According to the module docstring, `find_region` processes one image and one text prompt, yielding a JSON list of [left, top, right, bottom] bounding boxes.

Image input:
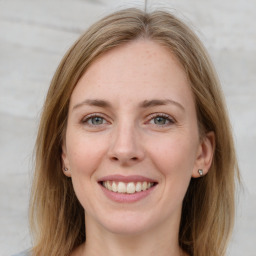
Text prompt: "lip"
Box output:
[[98, 175, 158, 203]]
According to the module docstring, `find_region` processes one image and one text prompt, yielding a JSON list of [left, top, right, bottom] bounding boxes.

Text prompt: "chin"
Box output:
[[98, 211, 154, 235], [105, 224, 149, 236]]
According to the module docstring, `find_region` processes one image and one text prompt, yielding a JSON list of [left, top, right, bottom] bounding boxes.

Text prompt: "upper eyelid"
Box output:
[[146, 112, 175, 122], [80, 112, 176, 123], [82, 113, 109, 123]]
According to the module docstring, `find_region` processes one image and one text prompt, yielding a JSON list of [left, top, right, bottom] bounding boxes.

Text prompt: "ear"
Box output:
[[192, 131, 215, 178], [62, 142, 72, 177]]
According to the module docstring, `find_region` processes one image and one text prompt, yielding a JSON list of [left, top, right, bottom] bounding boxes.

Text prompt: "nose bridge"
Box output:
[[108, 118, 144, 164]]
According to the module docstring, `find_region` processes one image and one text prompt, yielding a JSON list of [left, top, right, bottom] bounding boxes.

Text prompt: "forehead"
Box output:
[[70, 39, 194, 109]]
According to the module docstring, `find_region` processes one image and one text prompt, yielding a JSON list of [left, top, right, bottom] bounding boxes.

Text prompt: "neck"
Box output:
[[78, 215, 185, 256]]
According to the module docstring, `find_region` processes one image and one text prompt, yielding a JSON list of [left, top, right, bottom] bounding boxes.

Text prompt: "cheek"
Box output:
[[147, 133, 198, 191], [66, 132, 108, 175], [65, 134, 108, 210], [145, 135, 198, 219]]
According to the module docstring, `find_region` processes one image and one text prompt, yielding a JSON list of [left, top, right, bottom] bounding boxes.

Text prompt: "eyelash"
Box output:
[[81, 113, 175, 128], [81, 113, 108, 126], [147, 113, 175, 127]]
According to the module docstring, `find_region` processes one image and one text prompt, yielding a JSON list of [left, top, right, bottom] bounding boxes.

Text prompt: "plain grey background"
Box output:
[[0, 0, 255, 255]]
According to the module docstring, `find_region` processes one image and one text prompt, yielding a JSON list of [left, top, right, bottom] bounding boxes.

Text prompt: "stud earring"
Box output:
[[198, 169, 203, 177], [64, 167, 68, 172]]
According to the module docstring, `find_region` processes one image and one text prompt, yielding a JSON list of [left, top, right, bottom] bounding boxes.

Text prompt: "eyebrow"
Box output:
[[72, 98, 185, 111], [139, 99, 185, 111], [72, 99, 111, 111]]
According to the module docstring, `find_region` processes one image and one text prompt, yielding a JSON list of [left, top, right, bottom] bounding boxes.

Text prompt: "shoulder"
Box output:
[[12, 250, 30, 256]]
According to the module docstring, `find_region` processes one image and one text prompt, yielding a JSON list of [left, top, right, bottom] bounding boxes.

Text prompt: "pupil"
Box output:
[[155, 117, 166, 125], [92, 117, 103, 125]]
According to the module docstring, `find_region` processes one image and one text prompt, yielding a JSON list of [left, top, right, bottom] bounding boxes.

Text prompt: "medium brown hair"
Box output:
[[30, 8, 239, 256]]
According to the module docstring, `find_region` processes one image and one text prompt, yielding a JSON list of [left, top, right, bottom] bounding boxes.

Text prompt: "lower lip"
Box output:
[[100, 184, 156, 203]]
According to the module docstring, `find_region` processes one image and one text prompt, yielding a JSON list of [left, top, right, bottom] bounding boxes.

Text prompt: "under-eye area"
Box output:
[[99, 181, 158, 194]]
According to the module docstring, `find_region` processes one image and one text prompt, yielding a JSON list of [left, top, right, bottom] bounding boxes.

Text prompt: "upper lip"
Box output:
[[98, 174, 157, 183]]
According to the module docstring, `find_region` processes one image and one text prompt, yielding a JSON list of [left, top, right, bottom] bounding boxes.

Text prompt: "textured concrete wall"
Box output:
[[0, 0, 255, 255]]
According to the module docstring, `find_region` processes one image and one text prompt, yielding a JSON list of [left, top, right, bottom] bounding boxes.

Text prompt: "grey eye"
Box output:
[[90, 116, 104, 125], [153, 116, 168, 125]]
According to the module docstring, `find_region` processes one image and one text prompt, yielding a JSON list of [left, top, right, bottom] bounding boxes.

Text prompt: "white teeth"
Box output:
[[106, 181, 112, 190], [127, 182, 136, 194], [117, 182, 126, 193], [112, 181, 117, 192], [102, 181, 154, 194], [142, 181, 147, 191], [135, 182, 142, 192]]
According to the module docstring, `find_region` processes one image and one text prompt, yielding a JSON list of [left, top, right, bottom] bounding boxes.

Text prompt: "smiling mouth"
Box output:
[[100, 181, 156, 194]]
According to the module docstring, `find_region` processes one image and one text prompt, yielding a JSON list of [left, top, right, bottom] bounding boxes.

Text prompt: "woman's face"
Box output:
[[62, 40, 212, 235]]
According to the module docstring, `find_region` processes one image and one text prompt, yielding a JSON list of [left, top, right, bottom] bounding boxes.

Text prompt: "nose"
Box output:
[[108, 122, 145, 166]]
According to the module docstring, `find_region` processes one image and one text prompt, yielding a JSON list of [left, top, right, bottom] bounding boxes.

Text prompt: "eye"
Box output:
[[148, 114, 175, 126], [89, 116, 105, 125], [152, 116, 169, 125], [82, 114, 108, 126]]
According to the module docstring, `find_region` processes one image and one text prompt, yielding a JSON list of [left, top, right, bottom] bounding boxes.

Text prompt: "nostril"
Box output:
[[110, 156, 138, 162]]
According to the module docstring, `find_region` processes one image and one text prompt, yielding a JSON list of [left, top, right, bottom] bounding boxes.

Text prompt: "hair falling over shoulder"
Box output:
[[29, 7, 239, 256]]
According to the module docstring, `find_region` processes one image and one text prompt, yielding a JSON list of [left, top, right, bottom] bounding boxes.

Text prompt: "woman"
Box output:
[[15, 7, 239, 256]]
